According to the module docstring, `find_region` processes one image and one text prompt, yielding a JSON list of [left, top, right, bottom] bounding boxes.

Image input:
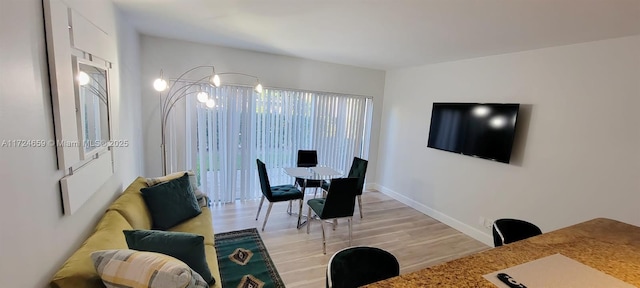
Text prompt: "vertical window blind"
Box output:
[[165, 83, 372, 203]]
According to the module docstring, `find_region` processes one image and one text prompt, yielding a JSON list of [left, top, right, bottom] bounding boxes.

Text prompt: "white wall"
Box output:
[[140, 35, 386, 179], [0, 1, 142, 287], [377, 35, 640, 245]]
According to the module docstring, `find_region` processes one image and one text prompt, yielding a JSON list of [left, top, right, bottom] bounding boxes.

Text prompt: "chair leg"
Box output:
[[357, 195, 363, 219], [306, 205, 312, 234], [320, 220, 326, 254], [332, 219, 337, 230], [261, 202, 273, 231], [287, 200, 292, 215], [255, 195, 265, 221], [348, 217, 353, 246], [302, 180, 308, 196], [297, 198, 303, 228]]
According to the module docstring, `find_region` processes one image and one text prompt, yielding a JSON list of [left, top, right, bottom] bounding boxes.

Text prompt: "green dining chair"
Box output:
[[307, 177, 359, 254], [296, 150, 324, 197], [322, 157, 368, 218], [256, 159, 304, 231]]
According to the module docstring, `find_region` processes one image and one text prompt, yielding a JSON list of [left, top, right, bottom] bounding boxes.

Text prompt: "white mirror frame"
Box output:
[[73, 58, 112, 160], [44, 0, 116, 215]]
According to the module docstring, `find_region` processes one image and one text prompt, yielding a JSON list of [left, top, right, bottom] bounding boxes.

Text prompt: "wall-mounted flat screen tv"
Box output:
[[427, 103, 519, 163]]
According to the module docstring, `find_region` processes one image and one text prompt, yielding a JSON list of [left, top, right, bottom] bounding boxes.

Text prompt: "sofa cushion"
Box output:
[[106, 177, 152, 229], [169, 208, 215, 246], [124, 230, 215, 285], [140, 173, 201, 230], [204, 244, 222, 287], [50, 211, 132, 288], [122, 176, 149, 194], [107, 192, 152, 230], [91, 249, 208, 288]]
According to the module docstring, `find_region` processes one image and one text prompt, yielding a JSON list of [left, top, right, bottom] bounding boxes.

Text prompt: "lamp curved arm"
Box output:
[[157, 66, 264, 175], [162, 90, 205, 133], [160, 87, 207, 175], [159, 67, 215, 175], [79, 67, 108, 104], [217, 72, 259, 80], [162, 65, 216, 105], [86, 71, 107, 95], [84, 85, 108, 105], [216, 72, 262, 93], [162, 75, 210, 115]]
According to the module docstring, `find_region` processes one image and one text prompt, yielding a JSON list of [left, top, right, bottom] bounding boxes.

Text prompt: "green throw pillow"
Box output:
[[140, 172, 201, 230], [123, 230, 215, 285]]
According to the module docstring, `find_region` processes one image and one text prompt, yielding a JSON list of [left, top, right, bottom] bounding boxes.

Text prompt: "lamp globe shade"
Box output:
[[153, 78, 167, 91]]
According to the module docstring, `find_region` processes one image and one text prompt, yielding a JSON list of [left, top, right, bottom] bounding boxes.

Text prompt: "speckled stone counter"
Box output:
[[365, 218, 640, 287]]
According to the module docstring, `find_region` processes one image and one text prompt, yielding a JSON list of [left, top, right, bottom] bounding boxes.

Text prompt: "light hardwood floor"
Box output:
[[211, 189, 490, 288]]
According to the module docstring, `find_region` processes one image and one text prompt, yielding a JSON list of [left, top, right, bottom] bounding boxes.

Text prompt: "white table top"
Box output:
[[283, 166, 342, 180]]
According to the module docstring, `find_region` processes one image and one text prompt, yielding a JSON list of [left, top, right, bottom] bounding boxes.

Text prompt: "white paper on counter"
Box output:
[[483, 253, 635, 288]]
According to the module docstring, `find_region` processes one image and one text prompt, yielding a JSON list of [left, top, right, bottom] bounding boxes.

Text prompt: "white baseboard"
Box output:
[[368, 183, 494, 247]]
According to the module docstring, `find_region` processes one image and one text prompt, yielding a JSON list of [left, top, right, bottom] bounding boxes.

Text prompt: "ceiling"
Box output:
[[113, 0, 640, 70]]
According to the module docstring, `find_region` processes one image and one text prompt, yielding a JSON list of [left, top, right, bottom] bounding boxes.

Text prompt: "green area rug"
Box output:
[[215, 228, 285, 288]]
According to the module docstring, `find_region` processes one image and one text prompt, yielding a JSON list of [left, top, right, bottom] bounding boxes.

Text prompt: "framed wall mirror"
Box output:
[[74, 59, 111, 159], [44, 0, 116, 215]]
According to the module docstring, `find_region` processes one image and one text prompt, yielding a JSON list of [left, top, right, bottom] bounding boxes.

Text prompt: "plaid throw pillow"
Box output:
[[91, 249, 208, 288]]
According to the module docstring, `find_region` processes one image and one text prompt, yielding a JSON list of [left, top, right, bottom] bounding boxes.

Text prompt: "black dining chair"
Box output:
[[322, 157, 368, 218], [492, 218, 542, 247], [307, 177, 359, 254], [255, 159, 304, 231], [296, 150, 324, 197], [297, 150, 318, 167], [326, 246, 399, 288]]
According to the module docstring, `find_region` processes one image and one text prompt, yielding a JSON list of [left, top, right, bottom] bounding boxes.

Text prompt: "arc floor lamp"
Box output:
[[153, 65, 263, 175]]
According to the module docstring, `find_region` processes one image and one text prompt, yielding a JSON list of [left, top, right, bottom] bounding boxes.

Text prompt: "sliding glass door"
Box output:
[[167, 84, 372, 203]]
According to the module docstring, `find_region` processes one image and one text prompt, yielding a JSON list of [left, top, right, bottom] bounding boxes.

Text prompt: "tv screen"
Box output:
[[427, 103, 519, 163]]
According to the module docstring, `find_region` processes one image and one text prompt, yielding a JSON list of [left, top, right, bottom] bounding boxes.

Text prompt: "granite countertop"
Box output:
[[365, 218, 640, 288]]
